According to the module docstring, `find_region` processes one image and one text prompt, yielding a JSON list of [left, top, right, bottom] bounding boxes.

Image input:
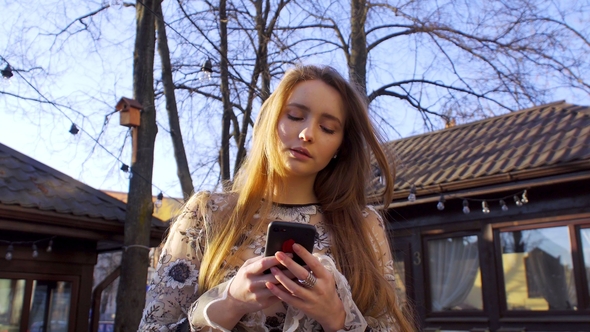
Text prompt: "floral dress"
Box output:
[[138, 193, 398, 332]]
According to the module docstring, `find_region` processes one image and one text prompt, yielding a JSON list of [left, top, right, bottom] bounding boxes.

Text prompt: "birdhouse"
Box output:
[[115, 97, 142, 127]]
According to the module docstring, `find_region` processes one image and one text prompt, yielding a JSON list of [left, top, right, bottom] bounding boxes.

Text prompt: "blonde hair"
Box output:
[[196, 65, 414, 330]]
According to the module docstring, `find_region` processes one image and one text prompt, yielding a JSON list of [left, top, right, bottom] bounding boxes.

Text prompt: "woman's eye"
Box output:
[[287, 114, 303, 121], [321, 126, 336, 134]]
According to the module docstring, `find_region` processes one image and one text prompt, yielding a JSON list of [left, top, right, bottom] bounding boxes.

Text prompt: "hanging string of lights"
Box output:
[[0, 55, 182, 206], [406, 184, 530, 214], [1, 236, 56, 261]]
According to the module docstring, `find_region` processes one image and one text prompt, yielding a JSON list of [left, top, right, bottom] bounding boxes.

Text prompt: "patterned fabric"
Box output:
[[138, 193, 398, 332]]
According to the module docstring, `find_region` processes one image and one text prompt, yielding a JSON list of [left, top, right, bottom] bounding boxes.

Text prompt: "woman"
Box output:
[[138, 65, 414, 331]]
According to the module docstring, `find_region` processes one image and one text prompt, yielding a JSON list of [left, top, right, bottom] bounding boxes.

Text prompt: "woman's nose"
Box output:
[[299, 126, 314, 142]]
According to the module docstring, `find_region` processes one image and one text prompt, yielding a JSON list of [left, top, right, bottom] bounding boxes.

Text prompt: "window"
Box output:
[[29, 280, 72, 332], [500, 226, 577, 310], [0, 279, 25, 332], [0, 275, 75, 332], [581, 228, 590, 298], [427, 235, 483, 311]]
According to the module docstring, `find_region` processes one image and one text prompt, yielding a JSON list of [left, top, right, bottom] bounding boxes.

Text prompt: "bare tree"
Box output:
[[294, 0, 590, 130], [114, 0, 159, 330], [155, 2, 194, 200], [165, 0, 310, 186]]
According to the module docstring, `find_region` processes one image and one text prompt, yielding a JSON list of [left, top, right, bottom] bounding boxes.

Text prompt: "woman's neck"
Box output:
[[272, 175, 318, 204]]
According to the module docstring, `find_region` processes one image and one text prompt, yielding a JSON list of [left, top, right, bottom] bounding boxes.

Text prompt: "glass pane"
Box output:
[[428, 236, 483, 311], [581, 228, 590, 298], [500, 226, 576, 310], [0, 279, 25, 332], [29, 280, 71, 332], [393, 250, 407, 306], [94, 252, 121, 326]]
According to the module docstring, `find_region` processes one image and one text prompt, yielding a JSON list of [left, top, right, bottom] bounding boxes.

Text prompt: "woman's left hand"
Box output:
[[265, 243, 345, 332]]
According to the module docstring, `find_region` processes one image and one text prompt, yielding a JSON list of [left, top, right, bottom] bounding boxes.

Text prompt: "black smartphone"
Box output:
[[264, 221, 317, 270]]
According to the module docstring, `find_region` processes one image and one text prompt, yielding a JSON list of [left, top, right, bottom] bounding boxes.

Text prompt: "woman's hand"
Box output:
[[226, 255, 292, 316], [265, 243, 346, 332]]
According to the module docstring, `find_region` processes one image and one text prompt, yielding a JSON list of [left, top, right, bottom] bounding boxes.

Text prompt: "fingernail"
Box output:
[[292, 243, 300, 251], [275, 251, 285, 260], [270, 267, 279, 274]]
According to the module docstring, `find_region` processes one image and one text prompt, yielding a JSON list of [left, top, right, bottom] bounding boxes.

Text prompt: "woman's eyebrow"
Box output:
[[286, 102, 310, 111], [320, 113, 343, 126]]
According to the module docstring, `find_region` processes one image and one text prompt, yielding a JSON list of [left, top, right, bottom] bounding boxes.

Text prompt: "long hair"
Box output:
[[197, 65, 414, 330]]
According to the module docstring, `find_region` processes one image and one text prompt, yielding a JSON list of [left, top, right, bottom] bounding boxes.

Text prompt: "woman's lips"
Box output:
[[290, 148, 311, 159]]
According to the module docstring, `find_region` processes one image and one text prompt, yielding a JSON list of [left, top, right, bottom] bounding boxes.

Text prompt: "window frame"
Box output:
[[493, 218, 590, 318], [0, 271, 79, 332], [422, 230, 489, 319]]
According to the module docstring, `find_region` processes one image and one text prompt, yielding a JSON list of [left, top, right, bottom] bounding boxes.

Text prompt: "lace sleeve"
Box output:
[[138, 193, 210, 332]]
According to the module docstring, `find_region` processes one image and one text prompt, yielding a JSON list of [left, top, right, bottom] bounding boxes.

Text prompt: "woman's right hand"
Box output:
[[227, 255, 290, 316]]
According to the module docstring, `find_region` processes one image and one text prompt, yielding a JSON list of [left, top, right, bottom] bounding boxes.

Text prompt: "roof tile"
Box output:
[[0, 143, 165, 228], [374, 102, 590, 192]]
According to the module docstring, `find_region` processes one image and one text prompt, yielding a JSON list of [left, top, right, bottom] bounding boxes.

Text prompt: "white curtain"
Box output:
[[428, 237, 480, 311]]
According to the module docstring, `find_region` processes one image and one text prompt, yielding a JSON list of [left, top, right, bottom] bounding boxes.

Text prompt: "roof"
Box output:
[[380, 101, 590, 199], [0, 142, 165, 228], [104, 190, 183, 222]]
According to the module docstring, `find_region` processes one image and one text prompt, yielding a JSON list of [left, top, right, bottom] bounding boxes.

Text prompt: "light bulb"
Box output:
[[5, 244, 13, 261], [437, 194, 445, 211], [154, 192, 163, 209], [521, 190, 529, 204], [514, 195, 523, 206], [46, 239, 53, 253], [462, 199, 470, 214], [32, 244, 38, 258], [198, 70, 212, 82], [500, 199, 508, 211], [408, 185, 416, 202], [482, 201, 490, 213]]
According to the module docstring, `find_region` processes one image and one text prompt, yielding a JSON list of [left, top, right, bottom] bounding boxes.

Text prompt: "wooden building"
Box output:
[[0, 143, 166, 332], [380, 101, 590, 331]]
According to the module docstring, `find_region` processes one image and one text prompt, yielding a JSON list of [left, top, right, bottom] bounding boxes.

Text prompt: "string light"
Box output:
[[437, 194, 445, 211], [198, 58, 213, 82], [5, 244, 13, 261], [462, 199, 470, 214], [521, 190, 529, 204], [429, 189, 529, 214], [408, 184, 417, 202], [1, 64, 13, 79], [154, 192, 163, 209], [69, 123, 79, 135], [482, 201, 490, 214], [500, 199, 508, 211], [1, 237, 55, 261], [0, 55, 184, 207]]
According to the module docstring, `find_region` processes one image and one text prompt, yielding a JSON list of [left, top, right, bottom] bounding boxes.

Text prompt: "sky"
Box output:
[[1, 0, 589, 200], [0, 0, 427, 200]]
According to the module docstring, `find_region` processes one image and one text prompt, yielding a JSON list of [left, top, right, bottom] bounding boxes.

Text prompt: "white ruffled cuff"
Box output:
[[283, 254, 368, 332]]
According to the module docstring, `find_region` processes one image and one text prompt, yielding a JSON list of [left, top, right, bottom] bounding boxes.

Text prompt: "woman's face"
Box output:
[[277, 79, 345, 180]]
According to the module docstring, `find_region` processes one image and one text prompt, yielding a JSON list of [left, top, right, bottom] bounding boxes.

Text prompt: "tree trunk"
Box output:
[[114, 0, 158, 330], [233, 0, 269, 175], [155, 2, 194, 200], [349, 0, 368, 94], [219, 0, 232, 187]]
